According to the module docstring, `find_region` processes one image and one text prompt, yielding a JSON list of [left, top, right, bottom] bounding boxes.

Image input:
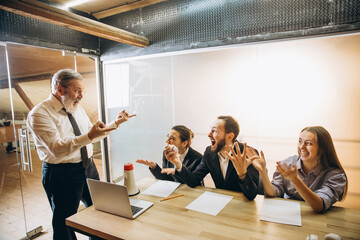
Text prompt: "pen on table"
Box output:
[[160, 194, 183, 202]]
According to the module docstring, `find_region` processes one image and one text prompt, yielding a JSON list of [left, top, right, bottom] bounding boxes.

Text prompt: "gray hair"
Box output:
[[51, 69, 83, 94]]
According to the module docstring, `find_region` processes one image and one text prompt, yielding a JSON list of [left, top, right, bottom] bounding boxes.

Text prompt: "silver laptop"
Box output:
[[86, 179, 153, 219]]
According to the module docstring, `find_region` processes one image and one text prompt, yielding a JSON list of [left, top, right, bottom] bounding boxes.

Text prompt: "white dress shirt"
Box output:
[[179, 147, 189, 163], [218, 151, 231, 179], [173, 147, 189, 171], [27, 94, 117, 164]]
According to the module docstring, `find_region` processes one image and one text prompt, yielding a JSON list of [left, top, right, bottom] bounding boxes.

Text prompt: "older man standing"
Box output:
[[27, 69, 135, 240]]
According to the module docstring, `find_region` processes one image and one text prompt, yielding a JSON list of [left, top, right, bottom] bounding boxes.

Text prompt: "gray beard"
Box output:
[[62, 94, 78, 114]]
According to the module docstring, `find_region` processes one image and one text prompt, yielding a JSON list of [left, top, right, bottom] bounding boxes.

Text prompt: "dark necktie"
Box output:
[[63, 108, 90, 168]]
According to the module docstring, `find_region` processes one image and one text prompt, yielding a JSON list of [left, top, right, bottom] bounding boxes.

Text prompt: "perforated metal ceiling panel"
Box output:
[[0, 4, 99, 52], [100, 0, 360, 60]]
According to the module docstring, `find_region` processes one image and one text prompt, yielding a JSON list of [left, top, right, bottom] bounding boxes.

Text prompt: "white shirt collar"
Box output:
[[218, 150, 231, 179], [179, 147, 189, 163], [49, 94, 64, 113]]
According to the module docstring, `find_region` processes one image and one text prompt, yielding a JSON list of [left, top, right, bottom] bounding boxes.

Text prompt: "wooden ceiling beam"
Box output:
[[14, 73, 52, 83], [13, 81, 35, 110], [93, 0, 165, 19], [0, 0, 149, 47], [0, 72, 95, 89], [0, 73, 52, 89]]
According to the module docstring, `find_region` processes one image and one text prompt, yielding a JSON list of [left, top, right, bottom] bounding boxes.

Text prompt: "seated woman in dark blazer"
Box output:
[[136, 125, 202, 183], [250, 126, 348, 213]]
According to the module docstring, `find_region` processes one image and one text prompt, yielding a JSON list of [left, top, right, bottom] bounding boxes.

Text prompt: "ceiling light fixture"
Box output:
[[64, 0, 92, 8]]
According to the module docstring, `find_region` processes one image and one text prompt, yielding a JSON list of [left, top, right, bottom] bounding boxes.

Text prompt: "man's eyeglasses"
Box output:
[[167, 134, 176, 141], [61, 85, 86, 96]]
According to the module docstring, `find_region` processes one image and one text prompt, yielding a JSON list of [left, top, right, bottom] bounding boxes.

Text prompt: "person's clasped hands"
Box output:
[[163, 144, 182, 170]]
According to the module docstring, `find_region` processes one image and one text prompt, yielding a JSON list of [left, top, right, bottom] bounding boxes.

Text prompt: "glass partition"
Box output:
[[104, 57, 174, 181], [103, 34, 360, 209]]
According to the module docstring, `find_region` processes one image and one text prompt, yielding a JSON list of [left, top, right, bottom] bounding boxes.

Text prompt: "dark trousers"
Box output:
[[82, 159, 100, 207], [42, 159, 100, 240], [42, 162, 85, 240]]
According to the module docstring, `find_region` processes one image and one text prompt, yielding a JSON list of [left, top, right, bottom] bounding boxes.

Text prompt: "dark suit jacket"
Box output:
[[174, 141, 259, 200], [150, 147, 202, 183]]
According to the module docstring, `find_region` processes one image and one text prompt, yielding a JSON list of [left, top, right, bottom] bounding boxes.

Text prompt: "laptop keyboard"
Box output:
[[131, 205, 143, 215]]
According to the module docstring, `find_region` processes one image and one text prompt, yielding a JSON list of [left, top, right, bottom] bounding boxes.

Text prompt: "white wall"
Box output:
[[104, 34, 360, 205]]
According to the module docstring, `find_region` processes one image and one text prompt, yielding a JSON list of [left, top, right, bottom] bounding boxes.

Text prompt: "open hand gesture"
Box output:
[[115, 110, 136, 126], [276, 161, 297, 181], [247, 147, 267, 174], [136, 159, 156, 169], [226, 142, 251, 178], [88, 121, 116, 140], [161, 168, 175, 175]]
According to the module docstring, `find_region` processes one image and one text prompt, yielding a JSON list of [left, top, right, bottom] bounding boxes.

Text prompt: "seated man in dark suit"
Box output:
[[165, 116, 259, 200]]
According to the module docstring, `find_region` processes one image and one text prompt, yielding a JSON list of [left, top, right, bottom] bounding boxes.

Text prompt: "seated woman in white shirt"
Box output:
[[136, 125, 202, 183], [250, 126, 348, 213]]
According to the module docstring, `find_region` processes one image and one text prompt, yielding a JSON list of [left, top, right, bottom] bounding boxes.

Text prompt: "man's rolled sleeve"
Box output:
[[76, 134, 92, 146], [107, 121, 118, 129]]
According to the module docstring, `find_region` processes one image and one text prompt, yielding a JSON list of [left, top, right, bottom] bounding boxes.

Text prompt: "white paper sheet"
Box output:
[[185, 191, 233, 216], [260, 198, 302, 226], [142, 180, 181, 197]]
